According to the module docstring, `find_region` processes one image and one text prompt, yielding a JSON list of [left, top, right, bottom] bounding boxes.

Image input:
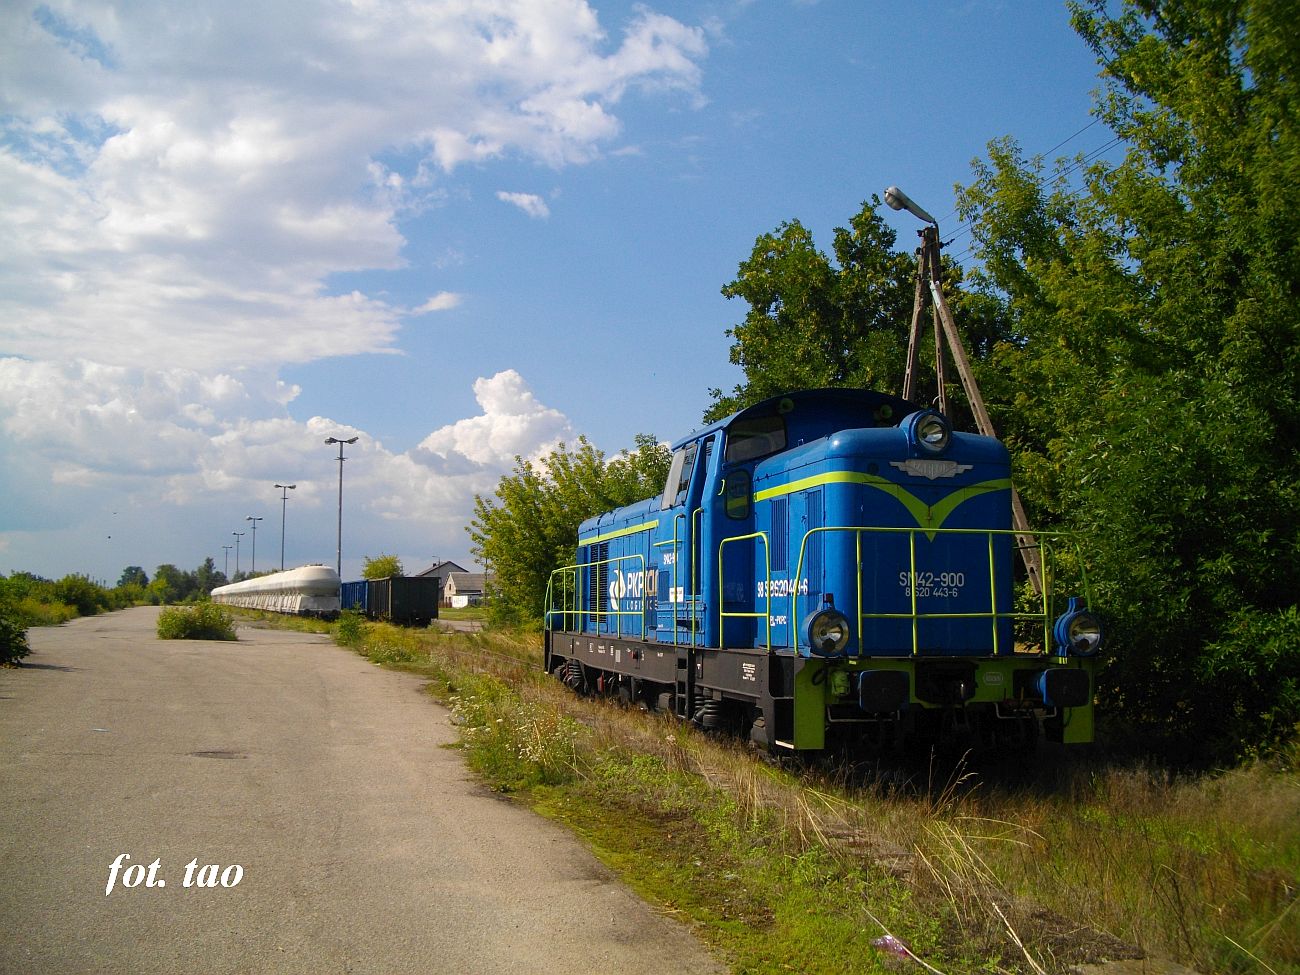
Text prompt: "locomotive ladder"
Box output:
[[902, 222, 1045, 597]]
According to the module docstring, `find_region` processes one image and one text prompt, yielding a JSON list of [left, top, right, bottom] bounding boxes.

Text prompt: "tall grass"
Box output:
[[332, 617, 1299, 974]]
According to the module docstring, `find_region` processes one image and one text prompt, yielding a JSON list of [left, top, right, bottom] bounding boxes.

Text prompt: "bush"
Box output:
[[3, 596, 77, 628], [0, 615, 31, 665], [52, 574, 109, 617], [156, 603, 237, 641], [333, 610, 366, 648]]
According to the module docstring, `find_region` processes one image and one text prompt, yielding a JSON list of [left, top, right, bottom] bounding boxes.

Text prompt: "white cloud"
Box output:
[[417, 369, 574, 471], [0, 0, 707, 581], [413, 292, 464, 314], [496, 191, 552, 219], [0, 359, 574, 579], [0, 0, 708, 371]]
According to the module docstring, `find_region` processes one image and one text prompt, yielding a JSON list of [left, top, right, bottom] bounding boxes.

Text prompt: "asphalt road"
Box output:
[[0, 607, 724, 975]]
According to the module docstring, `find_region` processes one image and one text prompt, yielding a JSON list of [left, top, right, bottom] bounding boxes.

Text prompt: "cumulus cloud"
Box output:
[[496, 191, 552, 219], [0, 358, 574, 576], [0, 1, 707, 580], [416, 369, 574, 472], [0, 0, 707, 371], [0, 362, 570, 512]]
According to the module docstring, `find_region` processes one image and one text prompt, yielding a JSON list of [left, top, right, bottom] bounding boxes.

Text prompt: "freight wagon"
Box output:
[[340, 575, 441, 627]]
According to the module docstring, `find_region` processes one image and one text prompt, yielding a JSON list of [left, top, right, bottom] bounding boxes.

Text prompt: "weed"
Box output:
[[333, 610, 366, 647], [156, 603, 237, 641]]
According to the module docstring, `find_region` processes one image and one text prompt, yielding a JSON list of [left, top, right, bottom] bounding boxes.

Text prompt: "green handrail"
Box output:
[[788, 525, 1090, 657], [545, 552, 647, 638], [719, 532, 771, 653]]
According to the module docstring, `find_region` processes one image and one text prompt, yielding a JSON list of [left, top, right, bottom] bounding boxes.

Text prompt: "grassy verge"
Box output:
[[326, 616, 1298, 975], [226, 607, 335, 635], [438, 605, 488, 623]]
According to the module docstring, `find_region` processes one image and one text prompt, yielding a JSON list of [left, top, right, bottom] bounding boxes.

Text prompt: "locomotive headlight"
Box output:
[[804, 606, 851, 656], [1053, 597, 1103, 657], [905, 410, 952, 454]]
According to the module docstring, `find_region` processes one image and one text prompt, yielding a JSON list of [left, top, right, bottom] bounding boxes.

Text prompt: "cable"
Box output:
[[933, 118, 1106, 227], [942, 134, 1127, 264]]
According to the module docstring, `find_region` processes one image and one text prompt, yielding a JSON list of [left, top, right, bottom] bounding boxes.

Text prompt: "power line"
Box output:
[[943, 133, 1127, 263], [933, 117, 1108, 228]]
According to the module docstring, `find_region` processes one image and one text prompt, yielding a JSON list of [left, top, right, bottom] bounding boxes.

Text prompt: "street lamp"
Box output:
[[274, 484, 296, 571], [883, 185, 937, 226], [232, 531, 245, 578], [246, 515, 263, 573], [886, 182, 1042, 596], [324, 436, 359, 577], [222, 544, 233, 579]]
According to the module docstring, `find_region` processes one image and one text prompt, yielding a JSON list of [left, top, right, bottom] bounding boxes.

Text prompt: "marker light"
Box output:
[[1053, 597, 1103, 657]]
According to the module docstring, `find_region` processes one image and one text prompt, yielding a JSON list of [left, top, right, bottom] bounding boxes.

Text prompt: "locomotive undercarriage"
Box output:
[[543, 630, 1084, 752]]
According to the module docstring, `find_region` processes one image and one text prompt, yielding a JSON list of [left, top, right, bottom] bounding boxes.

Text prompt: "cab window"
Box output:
[[725, 469, 751, 520], [725, 414, 787, 464], [660, 442, 699, 509]]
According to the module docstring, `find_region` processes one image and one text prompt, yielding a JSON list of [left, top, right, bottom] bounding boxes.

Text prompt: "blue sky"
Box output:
[[0, 0, 1110, 584]]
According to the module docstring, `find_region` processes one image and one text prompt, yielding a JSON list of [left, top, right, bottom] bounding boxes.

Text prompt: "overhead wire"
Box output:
[[940, 127, 1128, 264]]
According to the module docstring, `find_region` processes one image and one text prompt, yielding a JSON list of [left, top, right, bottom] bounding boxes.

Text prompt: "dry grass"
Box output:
[[334, 617, 1299, 974]]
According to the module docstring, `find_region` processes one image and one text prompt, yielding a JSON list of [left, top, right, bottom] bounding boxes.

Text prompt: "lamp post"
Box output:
[[222, 544, 233, 579], [246, 515, 263, 574], [232, 531, 245, 578], [324, 436, 359, 577], [275, 484, 296, 571], [885, 183, 1042, 595]]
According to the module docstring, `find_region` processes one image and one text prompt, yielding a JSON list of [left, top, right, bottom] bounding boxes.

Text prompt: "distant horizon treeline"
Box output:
[[0, 558, 270, 630]]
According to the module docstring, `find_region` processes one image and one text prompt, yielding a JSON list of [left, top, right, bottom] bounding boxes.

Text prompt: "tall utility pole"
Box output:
[[885, 185, 1043, 596], [275, 483, 296, 571], [246, 515, 263, 574], [232, 531, 245, 578], [222, 544, 233, 579], [324, 436, 359, 577]]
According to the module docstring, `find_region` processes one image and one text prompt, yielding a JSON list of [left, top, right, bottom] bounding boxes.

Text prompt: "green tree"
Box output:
[[118, 566, 148, 588], [148, 564, 196, 605], [469, 435, 671, 626], [52, 574, 109, 617], [193, 557, 225, 596], [362, 554, 404, 579], [707, 198, 1007, 423], [955, 0, 1300, 760]]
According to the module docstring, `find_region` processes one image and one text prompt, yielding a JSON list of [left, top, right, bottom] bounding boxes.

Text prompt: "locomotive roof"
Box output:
[[671, 387, 917, 450]]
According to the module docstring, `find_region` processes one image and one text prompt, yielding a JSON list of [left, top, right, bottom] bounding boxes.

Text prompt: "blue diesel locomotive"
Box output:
[[543, 388, 1101, 751]]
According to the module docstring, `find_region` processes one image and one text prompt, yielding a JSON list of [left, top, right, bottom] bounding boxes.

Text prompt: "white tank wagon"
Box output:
[[210, 565, 341, 616]]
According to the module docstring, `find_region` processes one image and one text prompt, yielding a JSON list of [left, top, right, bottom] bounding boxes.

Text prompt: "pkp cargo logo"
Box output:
[[609, 568, 650, 612]]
